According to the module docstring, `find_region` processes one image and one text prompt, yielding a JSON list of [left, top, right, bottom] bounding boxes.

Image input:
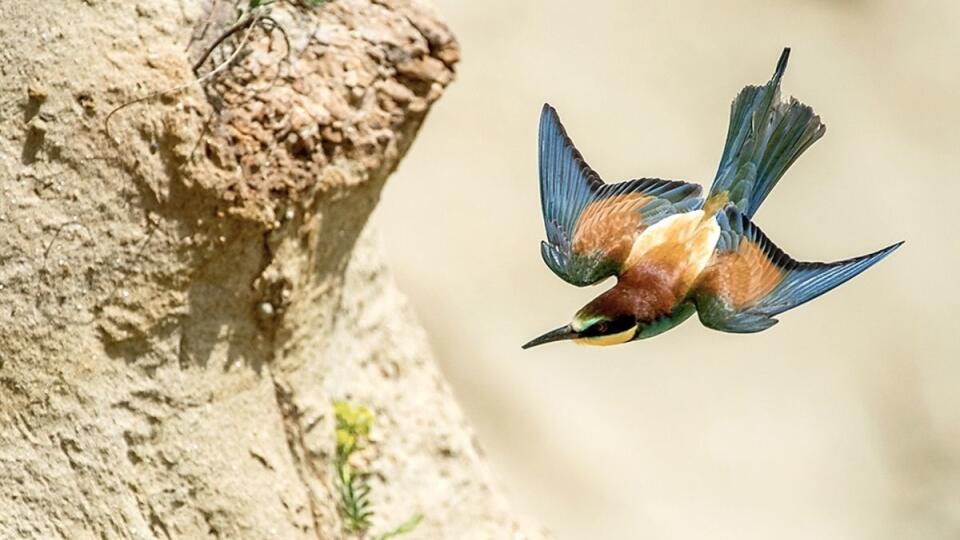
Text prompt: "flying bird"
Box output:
[[523, 48, 902, 349]]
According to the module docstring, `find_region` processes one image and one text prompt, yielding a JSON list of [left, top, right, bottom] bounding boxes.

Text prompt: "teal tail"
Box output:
[[707, 48, 826, 218]]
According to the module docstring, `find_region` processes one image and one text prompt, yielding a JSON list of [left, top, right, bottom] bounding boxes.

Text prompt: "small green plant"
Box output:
[[238, 0, 327, 20], [244, 0, 327, 10], [333, 401, 423, 540]]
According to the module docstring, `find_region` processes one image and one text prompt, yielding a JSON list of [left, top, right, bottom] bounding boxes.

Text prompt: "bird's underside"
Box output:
[[523, 48, 901, 349]]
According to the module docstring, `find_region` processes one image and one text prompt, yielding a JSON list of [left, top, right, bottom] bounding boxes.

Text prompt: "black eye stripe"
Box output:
[[583, 315, 636, 336]]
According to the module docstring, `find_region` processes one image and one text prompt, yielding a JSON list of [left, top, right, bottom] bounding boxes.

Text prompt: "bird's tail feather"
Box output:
[[706, 48, 826, 218]]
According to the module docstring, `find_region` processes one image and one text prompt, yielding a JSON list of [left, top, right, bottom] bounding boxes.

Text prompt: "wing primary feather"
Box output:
[[694, 205, 902, 332], [537, 104, 704, 286]]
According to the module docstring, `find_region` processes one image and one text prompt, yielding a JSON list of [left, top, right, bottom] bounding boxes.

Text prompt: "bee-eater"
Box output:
[[523, 48, 902, 349]]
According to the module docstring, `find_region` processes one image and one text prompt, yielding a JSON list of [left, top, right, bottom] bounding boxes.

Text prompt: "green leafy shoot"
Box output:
[[337, 466, 374, 533], [333, 401, 421, 539], [374, 513, 424, 540], [238, 0, 329, 19], [246, 0, 327, 10], [238, 0, 270, 20], [334, 400, 375, 532]]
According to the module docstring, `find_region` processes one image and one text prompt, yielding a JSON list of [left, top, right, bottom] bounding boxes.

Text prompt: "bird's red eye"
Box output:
[[594, 322, 608, 334]]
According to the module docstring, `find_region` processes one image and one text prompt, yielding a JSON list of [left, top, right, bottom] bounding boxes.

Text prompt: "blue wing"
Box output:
[[538, 104, 703, 286], [693, 206, 902, 333]]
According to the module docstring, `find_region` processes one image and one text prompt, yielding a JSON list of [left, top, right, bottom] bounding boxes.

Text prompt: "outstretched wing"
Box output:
[[691, 206, 902, 333], [538, 104, 703, 286]]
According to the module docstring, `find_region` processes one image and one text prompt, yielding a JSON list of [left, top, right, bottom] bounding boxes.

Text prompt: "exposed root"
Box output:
[[104, 8, 268, 145]]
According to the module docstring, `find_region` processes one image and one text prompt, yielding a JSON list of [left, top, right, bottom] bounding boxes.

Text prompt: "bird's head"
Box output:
[[522, 293, 639, 349]]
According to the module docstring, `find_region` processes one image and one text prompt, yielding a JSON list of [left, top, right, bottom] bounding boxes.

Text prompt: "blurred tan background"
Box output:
[[374, 0, 960, 538]]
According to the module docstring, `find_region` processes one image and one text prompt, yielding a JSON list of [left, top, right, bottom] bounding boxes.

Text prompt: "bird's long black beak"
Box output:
[[522, 325, 578, 349]]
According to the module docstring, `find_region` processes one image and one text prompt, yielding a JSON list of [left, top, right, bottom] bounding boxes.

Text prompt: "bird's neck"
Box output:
[[594, 261, 680, 322]]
